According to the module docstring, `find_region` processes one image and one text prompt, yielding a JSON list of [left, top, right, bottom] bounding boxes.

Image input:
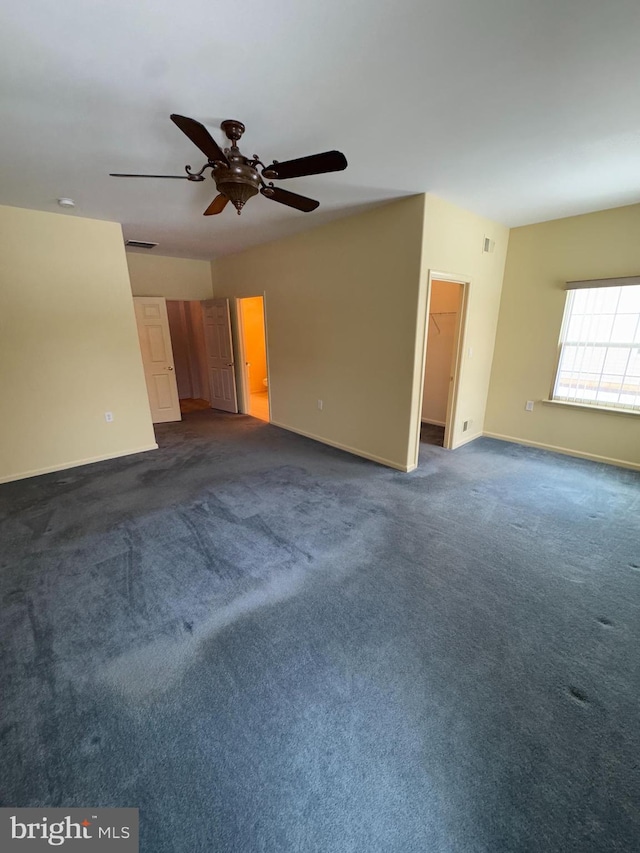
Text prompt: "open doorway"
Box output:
[[420, 277, 466, 449], [135, 296, 239, 420], [166, 300, 210, 414], [237, 296, 270, 422]]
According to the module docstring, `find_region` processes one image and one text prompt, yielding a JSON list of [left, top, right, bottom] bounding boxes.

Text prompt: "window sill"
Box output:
[[542, 399, 640, 418]]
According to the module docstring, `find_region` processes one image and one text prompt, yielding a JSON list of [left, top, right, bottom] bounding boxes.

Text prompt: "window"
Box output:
[[553, 282, 640, 412]]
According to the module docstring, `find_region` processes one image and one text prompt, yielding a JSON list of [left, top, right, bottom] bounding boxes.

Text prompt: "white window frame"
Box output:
[[551, 279, 640, 414]]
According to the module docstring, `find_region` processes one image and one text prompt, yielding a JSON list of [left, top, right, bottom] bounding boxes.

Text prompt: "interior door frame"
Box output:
[[234, 293, 271, 420], [235, 301, 250, 415], [417, 270, 470, 454]]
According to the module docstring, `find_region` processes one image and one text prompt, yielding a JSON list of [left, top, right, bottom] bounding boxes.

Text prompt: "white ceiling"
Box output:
[[1, 0, 639, 260]]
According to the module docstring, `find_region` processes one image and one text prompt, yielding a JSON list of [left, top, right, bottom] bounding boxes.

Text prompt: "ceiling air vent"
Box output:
[[125, 240, 158, 249]]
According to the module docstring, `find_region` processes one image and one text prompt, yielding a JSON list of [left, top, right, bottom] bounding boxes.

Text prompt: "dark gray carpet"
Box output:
[[1, 412, 639, 852]]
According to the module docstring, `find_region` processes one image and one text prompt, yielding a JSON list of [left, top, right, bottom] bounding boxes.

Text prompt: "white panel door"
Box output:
[[133, 296, 181, 423], [201, 298, 238, 413]]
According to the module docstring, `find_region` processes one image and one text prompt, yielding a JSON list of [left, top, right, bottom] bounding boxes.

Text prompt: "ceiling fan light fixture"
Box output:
[[216, 180, 259, 214]]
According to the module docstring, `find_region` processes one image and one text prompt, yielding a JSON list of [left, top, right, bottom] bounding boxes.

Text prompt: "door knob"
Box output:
[[167, 366, 174, 371], [227, 363, 234, 367]]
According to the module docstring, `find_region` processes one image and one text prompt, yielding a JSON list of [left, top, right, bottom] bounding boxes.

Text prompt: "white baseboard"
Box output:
[[269, 421, 412, 472], [450, 430, 482, 450], [0, 443, 159, 485], [482, 431, 640, 472]]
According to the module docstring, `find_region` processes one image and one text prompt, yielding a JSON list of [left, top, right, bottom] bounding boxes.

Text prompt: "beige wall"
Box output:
[[240, 297, 268, 393], [485, 203, 640, 469], [127, 252, 213, 300], [412, 195, 510, 456], [0, 205, 156, 483], [212, 196, 426, 470]]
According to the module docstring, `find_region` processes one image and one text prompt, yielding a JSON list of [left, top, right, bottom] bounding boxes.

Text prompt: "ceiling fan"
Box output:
[[110, 114, 348, 216]]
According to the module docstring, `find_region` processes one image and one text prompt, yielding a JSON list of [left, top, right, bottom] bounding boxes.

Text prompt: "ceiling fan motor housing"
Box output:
[[214, 153, 260, 213]]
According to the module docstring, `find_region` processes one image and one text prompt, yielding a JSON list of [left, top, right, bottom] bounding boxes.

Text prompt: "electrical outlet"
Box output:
[[105, 411, 114, 422], [317, 399, 323, 411], [525, 401, 534, 412]]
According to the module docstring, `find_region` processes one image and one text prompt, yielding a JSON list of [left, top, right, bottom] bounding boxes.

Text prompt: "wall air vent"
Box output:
[[483, 237, 495, 254], [125, 240, 158, 249]]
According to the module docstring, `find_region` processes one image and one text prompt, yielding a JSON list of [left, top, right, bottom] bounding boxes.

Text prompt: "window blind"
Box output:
[[565, 275, 640, 290]]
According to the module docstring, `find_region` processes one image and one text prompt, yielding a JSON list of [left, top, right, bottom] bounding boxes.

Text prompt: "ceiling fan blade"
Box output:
[[204, 194, 229, 216], [109, 173, 190, 178], [262, 150, 347, 180], [261, 186, 319, 212], [170, 114, 229, 165]]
